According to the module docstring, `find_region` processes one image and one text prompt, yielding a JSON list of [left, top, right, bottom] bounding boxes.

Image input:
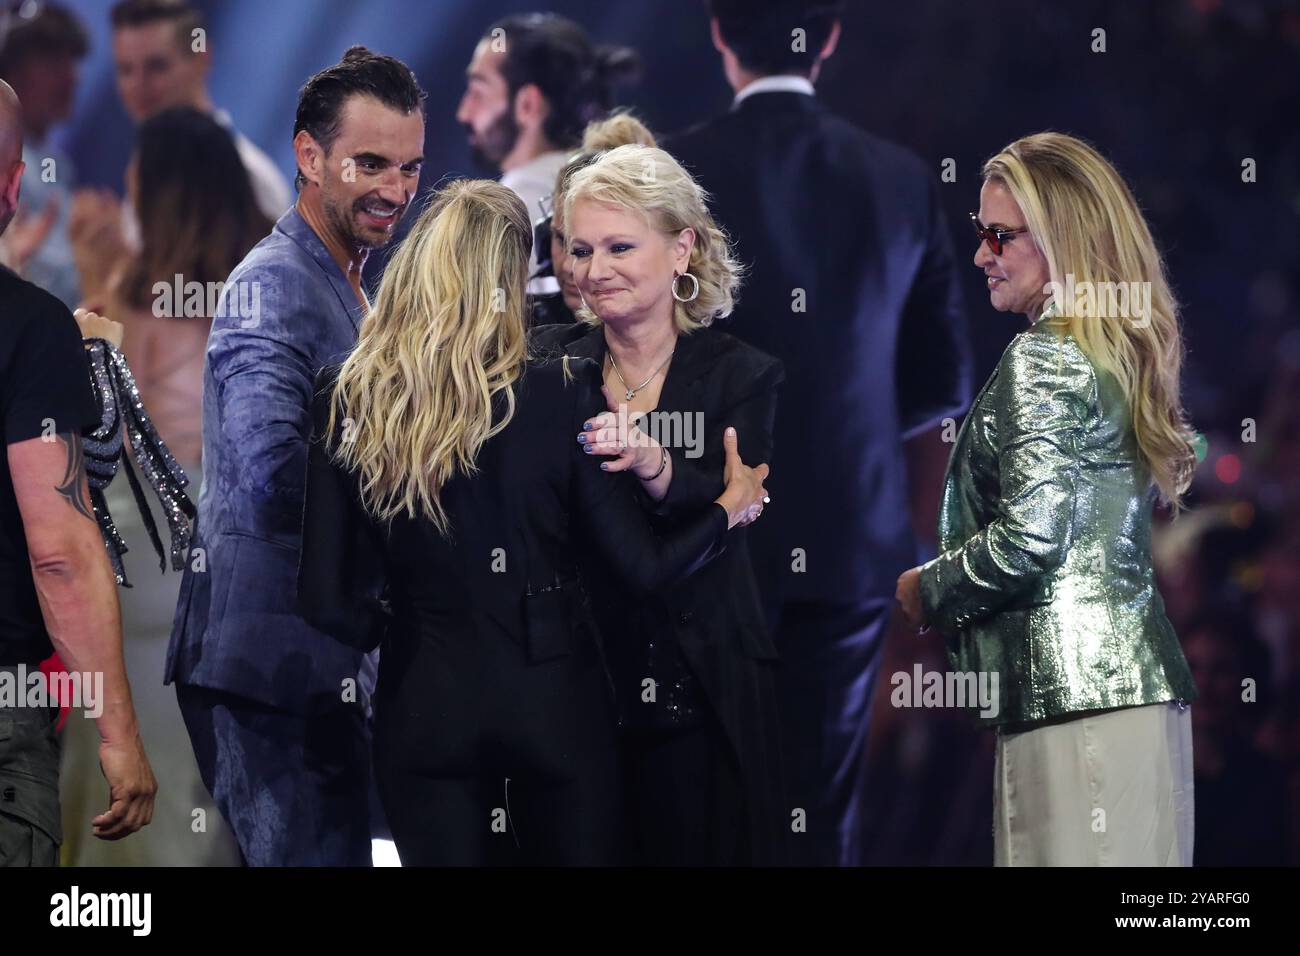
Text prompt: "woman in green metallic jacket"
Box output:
[[896, 132, 1199, 866]]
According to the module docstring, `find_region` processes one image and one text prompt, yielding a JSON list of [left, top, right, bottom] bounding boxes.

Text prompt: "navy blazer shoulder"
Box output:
[[165, 208, 370, 714]]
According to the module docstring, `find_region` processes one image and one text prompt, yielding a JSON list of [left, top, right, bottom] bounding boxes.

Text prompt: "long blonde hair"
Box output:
[[562, 144, 743, 333], [983, 132, 1197, 509], [327, 179, 532, 531]]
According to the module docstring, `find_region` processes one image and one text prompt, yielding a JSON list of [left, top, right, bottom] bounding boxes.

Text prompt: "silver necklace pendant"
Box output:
[[608, 341, 675, 403]]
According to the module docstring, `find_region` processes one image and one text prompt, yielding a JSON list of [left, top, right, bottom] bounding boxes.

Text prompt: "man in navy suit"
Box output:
[[166, 47, 425, 866], [666, 0, 973, 865]]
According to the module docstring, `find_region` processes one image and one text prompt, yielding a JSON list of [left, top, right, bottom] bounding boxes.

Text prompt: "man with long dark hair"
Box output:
[[456, 12, 638, 253]]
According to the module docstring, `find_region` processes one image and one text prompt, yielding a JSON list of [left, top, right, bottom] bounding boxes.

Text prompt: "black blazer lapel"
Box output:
[[655, 328, 716, 413]]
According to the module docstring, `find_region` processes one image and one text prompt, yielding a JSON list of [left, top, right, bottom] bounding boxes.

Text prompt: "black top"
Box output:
[[297, 354, 730, 659], [665, 91, 973, 603], [531, 323, 784, 728], [529, 322, 791, 863], [0, 266, 99, 665]]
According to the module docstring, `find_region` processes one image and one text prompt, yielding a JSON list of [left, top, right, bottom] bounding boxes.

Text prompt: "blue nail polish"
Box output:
[[583, 421, 594, 431], [584, 445, 593, 453], [577, 434, 587, 443], [599, 462, 609, 470]]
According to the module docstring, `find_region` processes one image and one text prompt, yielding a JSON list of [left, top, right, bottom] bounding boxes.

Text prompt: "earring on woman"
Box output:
[[672, 271, 700, 303]]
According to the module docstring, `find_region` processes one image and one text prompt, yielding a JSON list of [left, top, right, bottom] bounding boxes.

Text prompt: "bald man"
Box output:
[[0, 81, 21, 231], [1, 80, 156, 866]]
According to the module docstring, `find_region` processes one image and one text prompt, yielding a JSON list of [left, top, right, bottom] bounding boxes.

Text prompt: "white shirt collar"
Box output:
[[733, 74, 816, 108]]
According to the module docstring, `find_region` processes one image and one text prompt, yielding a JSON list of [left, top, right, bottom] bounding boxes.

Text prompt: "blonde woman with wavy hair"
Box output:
[[531, 144, 789, 864], [896, 132, 1199, 866], [327, 179, 530, 531], [297, 178, 770, 866]]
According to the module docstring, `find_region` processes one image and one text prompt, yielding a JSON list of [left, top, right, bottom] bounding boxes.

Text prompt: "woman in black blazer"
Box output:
[[533, 143, 787, 865], [296, 180, 769, 866]]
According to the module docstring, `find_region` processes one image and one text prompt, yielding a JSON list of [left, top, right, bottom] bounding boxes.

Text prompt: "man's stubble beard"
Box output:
[[466, 106, 520, 174], [323, 188, 393, 253]]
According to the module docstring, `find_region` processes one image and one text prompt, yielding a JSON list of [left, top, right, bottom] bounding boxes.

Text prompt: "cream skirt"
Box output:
[[993, 701, 1194, 866]]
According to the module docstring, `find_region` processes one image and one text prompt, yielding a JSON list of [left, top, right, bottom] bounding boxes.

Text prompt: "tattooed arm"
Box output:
[[7, 431, 157, 840], [52, 429, 95, 520]]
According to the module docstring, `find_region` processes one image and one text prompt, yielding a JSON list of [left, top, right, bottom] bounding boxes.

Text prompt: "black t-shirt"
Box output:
[[0, 266, 99, 665]]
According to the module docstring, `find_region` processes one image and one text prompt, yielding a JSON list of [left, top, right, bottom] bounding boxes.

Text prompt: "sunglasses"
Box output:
[[971, 213, 1028, 256]]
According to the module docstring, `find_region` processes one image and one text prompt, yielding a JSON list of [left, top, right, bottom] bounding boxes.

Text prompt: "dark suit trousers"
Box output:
[[176, 684, 372, 866], [370, 623, 622, 867], [620, 714, 748, 866], [769, 598, 892, 866]]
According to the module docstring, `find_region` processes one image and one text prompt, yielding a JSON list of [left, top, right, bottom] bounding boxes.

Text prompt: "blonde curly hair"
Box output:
[[562, 144, 743, 332]]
